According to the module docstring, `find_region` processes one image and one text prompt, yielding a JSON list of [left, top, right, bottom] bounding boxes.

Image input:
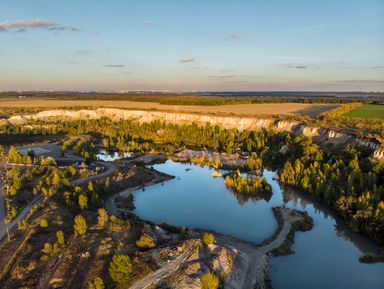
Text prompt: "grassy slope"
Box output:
[[344, 104, 384, 119]]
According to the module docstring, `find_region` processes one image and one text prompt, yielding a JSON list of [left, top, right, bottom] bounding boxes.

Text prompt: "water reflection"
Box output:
[[227, 186, 273, 205], [133, 161, 279, 243], [96, 150, 131, 162], [132, 160, 384, 289], [282, 186, 382, 255]]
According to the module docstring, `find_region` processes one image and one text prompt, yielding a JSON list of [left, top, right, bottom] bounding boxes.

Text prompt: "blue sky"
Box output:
[[0, 0, 383, 91]]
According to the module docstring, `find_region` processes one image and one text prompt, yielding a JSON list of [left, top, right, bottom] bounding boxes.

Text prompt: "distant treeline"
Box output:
[[1, 92, 384, 106]]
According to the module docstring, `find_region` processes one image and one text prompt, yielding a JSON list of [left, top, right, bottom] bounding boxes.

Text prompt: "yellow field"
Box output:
[[0, 99, 339, 117]]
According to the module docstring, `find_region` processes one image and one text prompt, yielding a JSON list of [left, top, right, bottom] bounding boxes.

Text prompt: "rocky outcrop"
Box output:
[[6, 108, 384, 160]]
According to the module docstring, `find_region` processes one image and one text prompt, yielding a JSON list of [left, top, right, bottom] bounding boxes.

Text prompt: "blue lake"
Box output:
[[133, 160, 384, 289]]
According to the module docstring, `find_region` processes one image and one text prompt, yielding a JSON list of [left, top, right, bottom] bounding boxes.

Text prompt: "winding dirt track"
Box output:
[[0, 161, 115, 242], [129, 240, 200, 289], [125, 208, 305, 289], [219, 208, 304, 289]]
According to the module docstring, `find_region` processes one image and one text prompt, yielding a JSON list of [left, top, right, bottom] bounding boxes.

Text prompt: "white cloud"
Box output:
[[104, 64, 125, 68], [0, 19, 80, 32], [180, 58, 194, 63], [141, 20, 154, 26]]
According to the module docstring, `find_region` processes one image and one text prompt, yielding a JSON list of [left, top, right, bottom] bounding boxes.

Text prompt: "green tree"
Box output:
[[202, 233, 215, 246], [136, 234, 156, 249], [78, 194, 88, 210], [8, 146, 21, 163], [88, 181, 94, 192], [109, 254, 132, 285], [42, 243, 52, 255], [91, 191, 100, 206], [74, 215, 87, 236], [40, 156, 57, 166], [52, 172, 60, 186], [201, 272, 219, 289], [17, 219, 27, 230], [97, 208, 109, 227], [56, 230, 65, 246], [88, 276, 105, 289], [40, 218, 49, 228], [11, 207, 17, 218]]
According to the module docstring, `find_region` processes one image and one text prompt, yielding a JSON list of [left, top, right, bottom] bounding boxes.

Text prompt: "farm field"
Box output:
[[0, 99, 338, 118], [344, 104, 384, 119]]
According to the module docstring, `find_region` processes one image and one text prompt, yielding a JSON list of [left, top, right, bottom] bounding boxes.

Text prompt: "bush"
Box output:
[[56, 230, 65, 246], [78, 194, 88, 210], [136, 234, 156, 249], [202, 233, 215, 246], [88, 276, 105, 289], [97, 208, 109, 227], [74, 215, 87, 236], [17, 219, 27, 230], [109, 254, 132, 285], [201, 272, 219, 289], [40, 218, 49, 228]]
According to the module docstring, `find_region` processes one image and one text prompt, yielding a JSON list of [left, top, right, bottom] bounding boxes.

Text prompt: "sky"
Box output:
[[0, 0, 383, 91]]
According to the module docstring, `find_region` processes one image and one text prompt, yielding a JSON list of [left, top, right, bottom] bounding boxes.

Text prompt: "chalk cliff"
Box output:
[[6, 108, 383, 160]]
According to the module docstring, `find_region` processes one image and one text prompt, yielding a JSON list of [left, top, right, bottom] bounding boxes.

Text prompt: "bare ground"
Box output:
[[217, 208, 307, 289]]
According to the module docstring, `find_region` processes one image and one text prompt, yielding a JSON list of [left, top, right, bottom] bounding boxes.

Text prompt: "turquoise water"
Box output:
[[133, 160, 384, 289]]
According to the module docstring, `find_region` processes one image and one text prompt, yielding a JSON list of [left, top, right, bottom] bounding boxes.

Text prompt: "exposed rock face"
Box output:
[[6, 108, 383, 160]]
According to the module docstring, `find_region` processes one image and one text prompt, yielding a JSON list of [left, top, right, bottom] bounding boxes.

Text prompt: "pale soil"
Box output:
[[126, 208, 306, 289], [217, 208, 305, 289], [0, 99, 338, 117], [174, 150, 247, 168]]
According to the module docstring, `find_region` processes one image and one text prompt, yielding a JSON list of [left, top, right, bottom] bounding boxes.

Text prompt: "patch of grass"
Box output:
[[344, 104, 384, 119]]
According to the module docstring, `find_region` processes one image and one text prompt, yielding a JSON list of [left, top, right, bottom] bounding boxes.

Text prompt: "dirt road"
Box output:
[[219, 208, 305, 289], [71, 161, 116, 185], [0, 177, 6, 240], [129, 240, 200, 289], [0, 193, 43, 241], [0, 161, 116, 242]]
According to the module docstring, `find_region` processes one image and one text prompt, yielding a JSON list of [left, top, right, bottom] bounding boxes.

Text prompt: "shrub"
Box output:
[[109, 254, 132, 285], [78, 194, 88, 210], [201, 272, 219, 289], [40, 218, 49, 228], [88, 276, 105, 289], [202, 233, 215, 246], [74, 215, 87, 236], [42, 243, 52, 255], [136, 234, 156, 249], [97, 208, 109, 227], [56, 230, 65, 246], [17, 219, 27, 230]]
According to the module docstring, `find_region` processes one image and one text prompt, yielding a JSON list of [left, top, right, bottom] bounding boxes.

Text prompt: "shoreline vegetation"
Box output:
[[1, 116, 383, 245], [0, 139, 382, 289]]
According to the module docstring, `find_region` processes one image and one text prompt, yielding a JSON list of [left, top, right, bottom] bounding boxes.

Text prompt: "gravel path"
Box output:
[[129, 240, 199, 289], [218, 208, 304, 289], [0, 161, 116, 242]]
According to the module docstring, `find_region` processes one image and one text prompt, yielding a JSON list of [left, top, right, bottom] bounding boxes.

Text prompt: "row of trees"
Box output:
[[280, 141, 384, 244]]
